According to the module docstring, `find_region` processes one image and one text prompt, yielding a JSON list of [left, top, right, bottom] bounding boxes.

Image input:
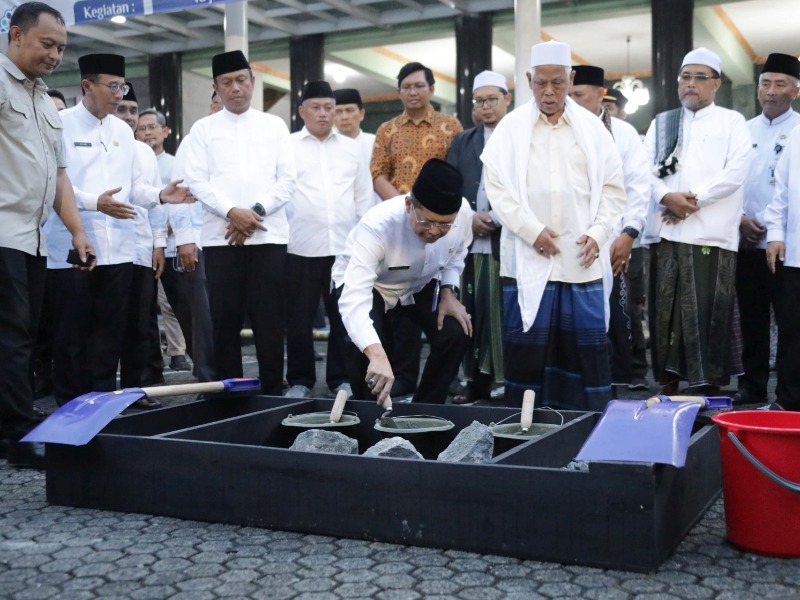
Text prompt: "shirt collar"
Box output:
[[77, 99, 104, 126], [299, 126, 337, 142], [684, 102, 716, 120], [536, 109, 570, 127], [0, 54, 48, 91], [758, 108, 796, 127], [398, 107, 435, 125]]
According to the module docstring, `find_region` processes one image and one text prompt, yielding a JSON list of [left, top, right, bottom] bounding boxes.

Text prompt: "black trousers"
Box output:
[[285, 254, 347, 390], [735, 248, 778, 398], [50, 263, 134, 405], [773, 261, 800, 410], [0, 248, 46, 440], [204, 244, 285, 396], [342, 279, 469, 404], [160, 251, 215, 382], [119, 265, 156, 388]]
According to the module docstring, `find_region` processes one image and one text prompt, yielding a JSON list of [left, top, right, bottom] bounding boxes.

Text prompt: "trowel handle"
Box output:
[[521, 390, 535, 432], [382, 394, 393, 412], [330, 389, 349, 423], [645, 395, 707, 408], [139, 377, 261, 398]]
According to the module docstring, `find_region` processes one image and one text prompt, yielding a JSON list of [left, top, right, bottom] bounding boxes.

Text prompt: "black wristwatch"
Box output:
[[622, 226, 640, 240], [440, 284, 459, 298]]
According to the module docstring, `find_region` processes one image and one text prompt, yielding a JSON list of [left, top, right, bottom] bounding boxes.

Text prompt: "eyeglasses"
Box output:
[[135, 123, 161, 133], [677, 73, 719, 83], [472, 97, 501, 108], [92, 81, 130, 95], [411, 204, 456, 231], [399, 82, 428, 93]]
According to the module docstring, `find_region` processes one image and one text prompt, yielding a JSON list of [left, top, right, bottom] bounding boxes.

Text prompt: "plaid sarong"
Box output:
[[503, 280, 611, 411]]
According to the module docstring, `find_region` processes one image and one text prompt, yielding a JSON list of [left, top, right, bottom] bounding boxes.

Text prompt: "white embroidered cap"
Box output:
[[472, 70, 508, 93], [530, 41, 571, 68], [681, 47, 722, 75]]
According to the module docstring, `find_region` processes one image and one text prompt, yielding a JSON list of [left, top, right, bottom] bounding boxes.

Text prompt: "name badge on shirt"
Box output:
[[388, 266, 410, 271], [74, 142, 92, 147]]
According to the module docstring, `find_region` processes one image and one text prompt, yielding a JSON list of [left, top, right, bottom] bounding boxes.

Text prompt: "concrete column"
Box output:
[[454, 13, 493, 128], [289, 34, 325, 132], [224, 1, 248, 54], [148, 53, 182, 153], [514, 0, 541, 107], [651, 0, 694, 115]]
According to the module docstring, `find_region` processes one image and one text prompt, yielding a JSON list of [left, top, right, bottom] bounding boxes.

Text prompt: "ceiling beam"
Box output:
[[434, 0, 470, 11], [317, 0, 384, 27], [274, 0, 339, 24], [131, 13, 206, 40], [68, 24, 153, 53]]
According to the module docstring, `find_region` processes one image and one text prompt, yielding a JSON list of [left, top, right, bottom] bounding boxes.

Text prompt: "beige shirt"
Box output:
[[487, 112, 625, 283], [0, 54, 65, 256]]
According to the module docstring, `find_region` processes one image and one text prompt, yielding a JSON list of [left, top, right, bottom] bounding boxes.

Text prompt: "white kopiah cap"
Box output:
[[681, 47, 722, 75], [530, 41, 571, 68], [472, 70, 508, 93]]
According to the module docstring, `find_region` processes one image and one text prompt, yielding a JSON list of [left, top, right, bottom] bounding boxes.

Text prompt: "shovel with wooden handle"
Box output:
[[22, 378, 261, 446]]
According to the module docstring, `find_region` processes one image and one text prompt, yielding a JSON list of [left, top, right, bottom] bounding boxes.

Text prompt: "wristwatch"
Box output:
[[440, 284, 459, 297], [622, 226, 640, 240]]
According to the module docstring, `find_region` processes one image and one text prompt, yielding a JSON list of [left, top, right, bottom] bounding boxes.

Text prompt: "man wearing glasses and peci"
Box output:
[[333, 159, 474, 407]]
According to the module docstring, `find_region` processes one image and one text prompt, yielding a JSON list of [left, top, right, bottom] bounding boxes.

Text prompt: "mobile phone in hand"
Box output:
[[66, 249, 96, 267]]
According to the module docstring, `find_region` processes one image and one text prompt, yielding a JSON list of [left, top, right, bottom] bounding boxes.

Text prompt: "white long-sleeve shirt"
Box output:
[[45, 101, 161, 268], [132, 141, 167, 268], [610, 115, 650, 235], [288, 127, 374, 257], [332, 196, 474, 352], [644, 104, 752, 251], [182, 107, 296, 247], [765, 126, 800, 268], [744, 109, 800, 249]]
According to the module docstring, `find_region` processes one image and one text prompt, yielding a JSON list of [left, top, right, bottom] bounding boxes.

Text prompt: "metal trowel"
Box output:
[[379, 395, 395, 428]]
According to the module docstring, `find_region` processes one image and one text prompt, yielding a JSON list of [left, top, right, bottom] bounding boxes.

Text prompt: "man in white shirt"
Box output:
[[285, 81, 373, 399], [332, 159, 473, 406], [44, 53, 189, 406], [481, 41, 626, 411], [736, 53, 800, 406], [765, 125, 800, 412], [644, 48, 752, 395], [569, 65, 651, 391], [333, 88, 375, 172], [183, 50, 296, 396], [115, 84, 168, 405], [445, 70, 512, 404]]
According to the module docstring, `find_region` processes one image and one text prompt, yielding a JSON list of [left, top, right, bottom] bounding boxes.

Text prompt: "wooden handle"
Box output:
[[140, 381, 226, 398], [330, 390, 349, 423], [382, 394, 393, 412], [645, 395, 707, 408], [521, 389, 535, 432]]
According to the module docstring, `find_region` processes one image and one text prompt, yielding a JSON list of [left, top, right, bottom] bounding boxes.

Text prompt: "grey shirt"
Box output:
[[0, 53, 66, 256]]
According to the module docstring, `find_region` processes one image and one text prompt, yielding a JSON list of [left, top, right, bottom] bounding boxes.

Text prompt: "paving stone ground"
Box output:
[[2, 339, 799, 599]]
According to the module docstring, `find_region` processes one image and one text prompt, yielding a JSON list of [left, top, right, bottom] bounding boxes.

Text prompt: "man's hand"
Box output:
[[227, 207, 267, 237], [152, 247, 165, 279], [70, 232, 96, 271], [160, 180, 195, 204], [609, 232, 635, 275], [740, 216, 767, 248], [436, 288, 473, 337], [364, 344, 394, 406], [178, 243, 198, 272], [660, 192, 698, 221], [471, 212, 497, 240], [97, 187, 136, 219], [577, 234, 600, 268], [225, 224, 250, 246], [767, 241, 785, 274], [532, 226, 560, 257]]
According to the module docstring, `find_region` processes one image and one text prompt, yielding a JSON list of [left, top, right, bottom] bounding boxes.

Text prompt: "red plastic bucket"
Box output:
[[711, 410, 800, 556]]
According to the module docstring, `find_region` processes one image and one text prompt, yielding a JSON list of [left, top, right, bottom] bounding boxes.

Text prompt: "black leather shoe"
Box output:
[[169, 355, 191, 371], [733, 390, 767, 405], [130, 396, 162, 410], [7, 441, 46, 469]]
